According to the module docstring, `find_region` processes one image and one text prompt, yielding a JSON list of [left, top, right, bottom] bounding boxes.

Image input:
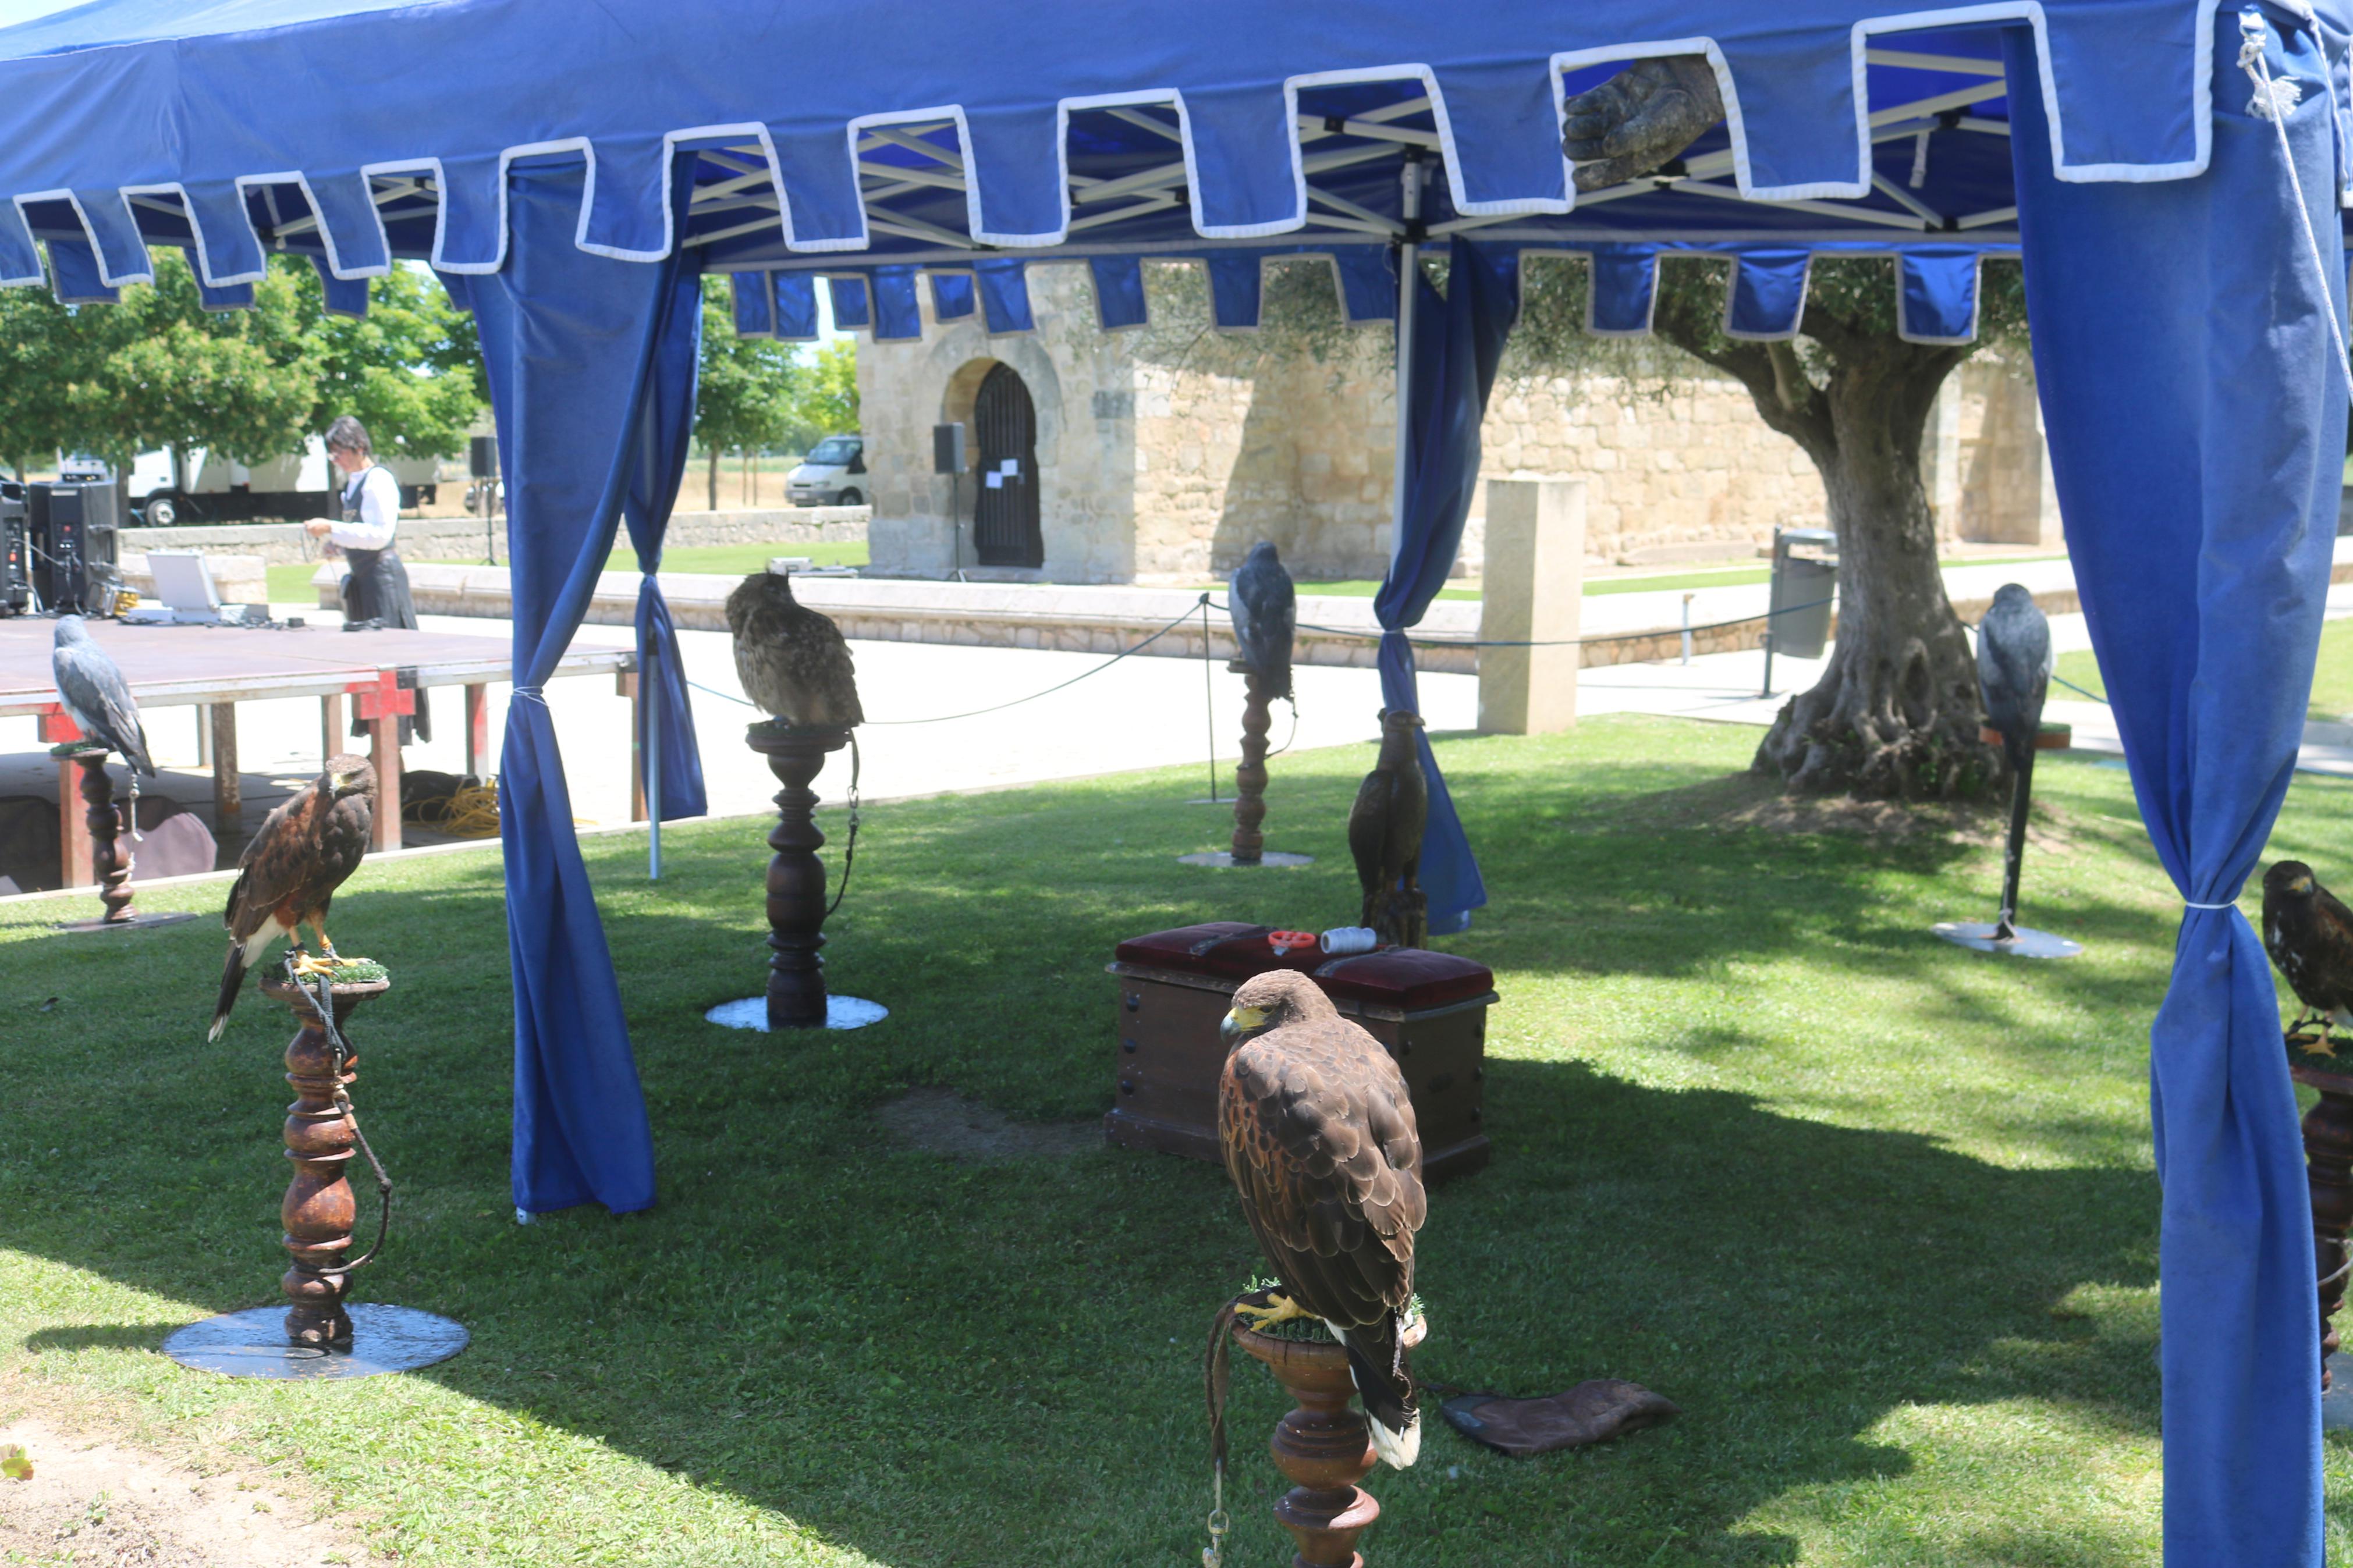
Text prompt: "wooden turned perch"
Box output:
[[268, 976, 389, 1348], [748, 721, 853, 1028], [74, 752, 136, 922], [1230, 663, 1275, 863], [1233, 1313, 1427, 1567], [2294, 1060, 2353, 1389]]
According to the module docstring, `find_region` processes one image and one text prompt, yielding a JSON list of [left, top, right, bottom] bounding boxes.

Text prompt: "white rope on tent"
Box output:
[[2240, 9, 2353, 392]]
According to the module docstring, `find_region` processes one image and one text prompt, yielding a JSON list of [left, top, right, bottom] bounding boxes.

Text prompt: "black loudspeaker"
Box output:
[[933, 422, 967, 475], [469, 434, 498, 479], [0, 481, 27, 616], [28, 481, 120, 614]]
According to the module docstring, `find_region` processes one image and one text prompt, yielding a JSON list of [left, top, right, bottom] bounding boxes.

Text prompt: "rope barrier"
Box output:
[[684, 599, 1213, 727], [1214, 593, 1837, 650], [2051, 673, 2110, 706], [669, 589, 1836, 723]]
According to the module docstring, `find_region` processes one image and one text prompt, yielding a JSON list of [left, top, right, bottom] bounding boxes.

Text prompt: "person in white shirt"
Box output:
[[304, 416, 430, 742]]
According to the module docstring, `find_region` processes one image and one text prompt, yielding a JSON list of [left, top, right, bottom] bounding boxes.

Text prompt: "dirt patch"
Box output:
[[874, 1088, 1099, 1163], [1614, 769, 2075, 849], [0, 1416, 368, 1567]]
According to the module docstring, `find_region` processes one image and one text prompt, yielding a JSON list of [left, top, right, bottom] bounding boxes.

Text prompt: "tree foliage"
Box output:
[[693, 280, 801, 455], [791, 338, 859, 447], [290, 261, 484, 459], [0, 252, 483, 476]]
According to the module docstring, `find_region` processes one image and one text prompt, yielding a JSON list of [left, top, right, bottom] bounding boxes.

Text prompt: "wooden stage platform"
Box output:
[[0, 616, 636, 888]]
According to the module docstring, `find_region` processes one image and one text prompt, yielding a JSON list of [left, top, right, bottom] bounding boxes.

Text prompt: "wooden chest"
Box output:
[[1103, 922, 1495, 1181]]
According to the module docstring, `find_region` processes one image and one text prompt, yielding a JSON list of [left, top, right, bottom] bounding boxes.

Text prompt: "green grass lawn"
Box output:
[[264, 560, 325, 603], [2059, 616, 2353, 721], [6, 717, 2353, 1563]]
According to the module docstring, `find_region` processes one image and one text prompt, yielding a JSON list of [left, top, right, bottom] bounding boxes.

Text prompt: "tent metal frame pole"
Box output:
[[1389, 152, 1425, 577], [645, 642, 663, 880]]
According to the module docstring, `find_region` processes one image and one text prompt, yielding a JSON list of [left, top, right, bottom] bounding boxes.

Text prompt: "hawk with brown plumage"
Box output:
[[726, 571, 864, 727], [1349, 709, 1428, 948], [208, 755, 376, 1041], [2265, 860, 2353, 1050], [1219, 969, 1426, 1468]]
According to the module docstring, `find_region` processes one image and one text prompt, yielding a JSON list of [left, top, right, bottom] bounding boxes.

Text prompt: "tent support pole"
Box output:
[[646, 643, 663, 880], [1389, 154, 1424, 571]]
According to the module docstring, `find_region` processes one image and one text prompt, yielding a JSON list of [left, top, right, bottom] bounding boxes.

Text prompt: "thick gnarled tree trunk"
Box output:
[[1653, 303, 2001, 799]]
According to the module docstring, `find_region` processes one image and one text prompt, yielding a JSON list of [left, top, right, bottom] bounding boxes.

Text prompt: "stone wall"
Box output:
[[1475, 374, 1825, 566], [857, 260, 2057, 583], [118, 506, 868, 567], [1929, 353, 2057, 547]]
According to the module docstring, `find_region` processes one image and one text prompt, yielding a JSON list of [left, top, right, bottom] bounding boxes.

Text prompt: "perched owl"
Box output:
[[725, 571, 864, 728]]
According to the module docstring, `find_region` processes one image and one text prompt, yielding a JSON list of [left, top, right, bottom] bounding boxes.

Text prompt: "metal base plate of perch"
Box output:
[[1177, 850, 1315, 867], [706, 995, 888, 1031], [163, 1303, 467, 1379], [55, 911, 198, 934], [2327, 1353, 2353, 1431], [1932, 921, 2084, 959]]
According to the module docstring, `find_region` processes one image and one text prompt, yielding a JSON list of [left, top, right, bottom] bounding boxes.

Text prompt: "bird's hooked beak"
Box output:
[[2292, 873, 2317, 895], [1221, 1003, 1269, 1051]]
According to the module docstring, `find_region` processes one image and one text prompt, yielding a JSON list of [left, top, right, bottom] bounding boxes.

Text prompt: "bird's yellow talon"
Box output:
[[1234, 1292, 1307, 1331]]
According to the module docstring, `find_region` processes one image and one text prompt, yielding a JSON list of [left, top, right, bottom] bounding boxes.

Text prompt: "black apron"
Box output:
[[339, 465, 431, 744]]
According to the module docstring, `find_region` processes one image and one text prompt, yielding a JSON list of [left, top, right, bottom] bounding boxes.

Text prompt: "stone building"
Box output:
[[858, 262, 2054, 584]]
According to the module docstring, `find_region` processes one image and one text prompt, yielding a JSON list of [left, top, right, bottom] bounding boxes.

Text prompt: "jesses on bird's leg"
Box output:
[[1234, 1290, 1309, 1331], [288, 925, 346, 977]]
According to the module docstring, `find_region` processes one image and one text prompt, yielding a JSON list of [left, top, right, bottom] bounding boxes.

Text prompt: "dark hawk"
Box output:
[[2264, 861, 2353, 1050], [51, 615, 155, 776], [726, 571, 864, 728], [1977, 584, 2054, 938], [1227, 541, 1296, 701], [1220, 969, 1426, 1468], [1349, 709, 1429, 947], [210, 755, 376, 1041], [1977, 584, 2053, 774]]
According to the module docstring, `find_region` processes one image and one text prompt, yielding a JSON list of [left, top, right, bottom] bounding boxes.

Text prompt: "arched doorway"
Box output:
[[971, 362, 1042, 567]]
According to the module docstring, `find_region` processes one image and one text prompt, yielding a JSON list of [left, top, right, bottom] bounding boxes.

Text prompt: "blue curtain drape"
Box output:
[[2008, 11, 2343, 1563], [622, 243, 709, 823], [471, 158, 693, 1216], [1373, 236, 1517, 935]]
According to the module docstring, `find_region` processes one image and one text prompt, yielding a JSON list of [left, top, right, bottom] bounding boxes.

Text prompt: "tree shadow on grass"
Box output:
[[0, 729, 2246, 1563], [1, 1049, 2160, 1566]]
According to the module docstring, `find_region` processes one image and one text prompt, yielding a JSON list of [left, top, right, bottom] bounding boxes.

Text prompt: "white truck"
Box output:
[[129, 437, 441, 526]]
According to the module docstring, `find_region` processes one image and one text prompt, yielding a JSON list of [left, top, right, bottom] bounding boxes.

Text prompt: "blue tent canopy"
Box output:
[[0, 7, 2342, 1562]]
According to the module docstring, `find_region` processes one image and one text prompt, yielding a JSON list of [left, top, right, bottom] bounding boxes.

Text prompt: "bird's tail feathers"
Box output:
[[1335, 1314, 1421, 1470], [210, 929, 270, 1041]]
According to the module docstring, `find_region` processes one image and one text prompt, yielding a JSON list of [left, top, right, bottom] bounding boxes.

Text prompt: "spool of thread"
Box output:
[[1319, 926, 1378, 955]]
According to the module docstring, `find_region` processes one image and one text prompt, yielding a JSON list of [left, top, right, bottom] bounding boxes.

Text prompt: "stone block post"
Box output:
[[1477, 478, 1584, 735]]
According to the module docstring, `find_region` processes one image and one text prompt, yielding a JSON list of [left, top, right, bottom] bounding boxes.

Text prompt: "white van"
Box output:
[[786, 434, 867, 507], [129, 438, 441, 526]]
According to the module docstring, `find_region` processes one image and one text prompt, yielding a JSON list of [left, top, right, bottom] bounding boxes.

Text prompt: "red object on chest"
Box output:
[[1105, 922, 1496, 1180]]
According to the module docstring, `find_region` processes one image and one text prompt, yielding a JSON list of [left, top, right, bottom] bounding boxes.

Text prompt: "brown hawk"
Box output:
[[1348, 709, 1428, 947], [2263, 861, 2353, 1050], [725, 571, 863, 727], [1219, 969, 1426, 1467], [209, 755, 376, 1041]]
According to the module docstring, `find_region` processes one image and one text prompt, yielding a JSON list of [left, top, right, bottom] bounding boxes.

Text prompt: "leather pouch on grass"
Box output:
[[1439, 1378, 1680, 1457]]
